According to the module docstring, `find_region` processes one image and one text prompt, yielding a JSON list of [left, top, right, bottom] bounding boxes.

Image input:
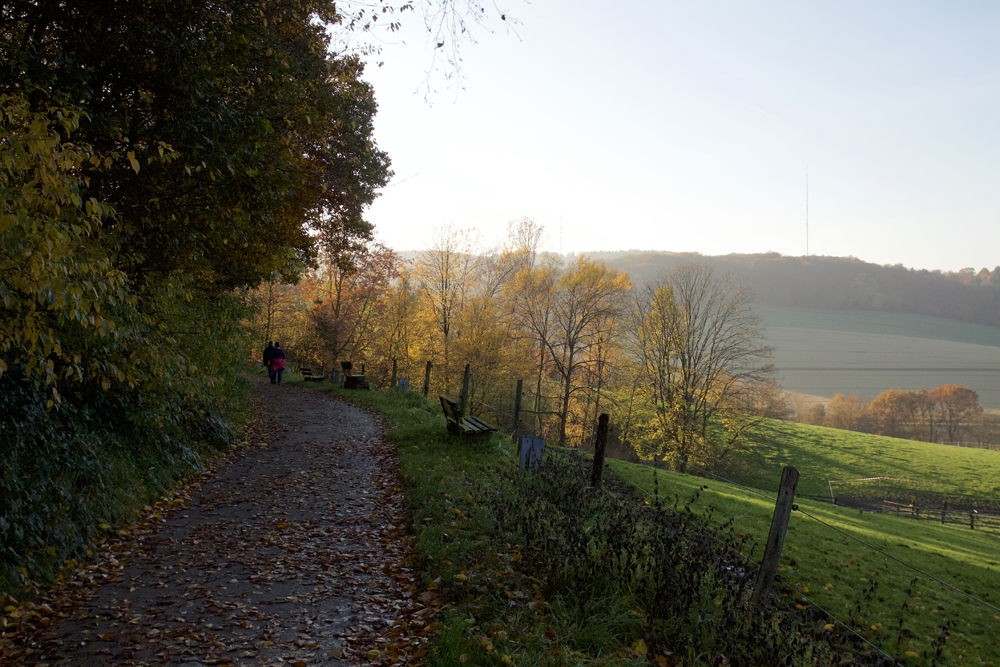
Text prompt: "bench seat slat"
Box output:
[[439, 395, 497, 439]]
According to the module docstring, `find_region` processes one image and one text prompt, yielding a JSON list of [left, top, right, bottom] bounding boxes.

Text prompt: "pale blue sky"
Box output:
[[358, 1, 1000, 272]]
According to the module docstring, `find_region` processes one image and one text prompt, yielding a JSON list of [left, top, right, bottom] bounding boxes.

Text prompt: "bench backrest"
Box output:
[[439, 395, 461, 421]]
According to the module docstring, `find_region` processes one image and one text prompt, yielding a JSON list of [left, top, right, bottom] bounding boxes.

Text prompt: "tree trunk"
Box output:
[[559, 353, 574, 446], [535, 338, 545, 435]]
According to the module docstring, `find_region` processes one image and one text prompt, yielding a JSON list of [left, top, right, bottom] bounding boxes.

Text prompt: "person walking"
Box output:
[[271, 342, 286, 385], [263, 341, 276, 384]]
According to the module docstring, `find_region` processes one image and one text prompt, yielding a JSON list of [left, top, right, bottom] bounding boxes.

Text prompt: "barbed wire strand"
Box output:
[[612, 466, 760, 564], [611, 466, 897, 662], [774, 577, 898, 663], [472, 398, 516, 421], [474, 397, 783, 504], [613, 440, 779, 504], [793, 506, 1000, 615], [474, 394, 998, 607], [485, 397, 999, 614]]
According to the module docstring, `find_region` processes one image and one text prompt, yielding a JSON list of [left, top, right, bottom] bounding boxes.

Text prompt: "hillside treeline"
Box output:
[[253, 220, 785, 472], [1, 0, 389, 594], [602, 252, 1000, 327], [800, 384, 1000, 447]]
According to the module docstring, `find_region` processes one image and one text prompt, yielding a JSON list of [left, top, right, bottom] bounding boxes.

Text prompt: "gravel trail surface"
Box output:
[[5, 379, 425, 666]]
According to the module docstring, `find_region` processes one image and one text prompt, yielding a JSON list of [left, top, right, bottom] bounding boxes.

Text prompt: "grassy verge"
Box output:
[[610, 460, 1000, 666], [299, 378, 914, 666]]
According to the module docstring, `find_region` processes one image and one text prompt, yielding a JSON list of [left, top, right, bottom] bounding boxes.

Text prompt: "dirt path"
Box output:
[[5, 379, 428, 666]]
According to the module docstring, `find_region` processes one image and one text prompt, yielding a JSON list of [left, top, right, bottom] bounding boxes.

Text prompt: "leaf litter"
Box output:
[[0, 378, 437, 665]]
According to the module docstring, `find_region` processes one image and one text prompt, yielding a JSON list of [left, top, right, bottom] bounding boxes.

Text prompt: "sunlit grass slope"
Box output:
[[611, 458, 1000, 665], [717, 419, 1000, 498], [297, 373, 999, 665]]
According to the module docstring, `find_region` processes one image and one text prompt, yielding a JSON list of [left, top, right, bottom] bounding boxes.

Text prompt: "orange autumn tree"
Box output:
[[545, 257, 633, 446], [868, 389, 918, 439], [299, 238, 401, 373], [824, 394, 870, 432], [929, 384, 982, 444]]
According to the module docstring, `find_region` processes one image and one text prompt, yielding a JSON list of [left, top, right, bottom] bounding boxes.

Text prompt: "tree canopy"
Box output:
[[1, 0, 391, 392]]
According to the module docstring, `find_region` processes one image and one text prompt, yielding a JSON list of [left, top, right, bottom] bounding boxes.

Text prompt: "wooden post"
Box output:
[[942, 501, 947, 525], [460, 363, 470, 419], [752, 466, 800, 609], [971, 510, 976, 530], [391, 358, 397, 389], [423, 361, 432, 397], [513, 379, 523, 454], [590, 413, 610, 488]]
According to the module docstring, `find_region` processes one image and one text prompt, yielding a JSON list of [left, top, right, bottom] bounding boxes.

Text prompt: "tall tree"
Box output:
[[546, 257, 632, 446], [1, 0, 391, 397], [511, 260, 561, 435], [411, 225, 480, 391], [868, 389, 917, 439], [304, 239, 400, 369], [626, 264, 774, 471], [929, 384, 982, 444]]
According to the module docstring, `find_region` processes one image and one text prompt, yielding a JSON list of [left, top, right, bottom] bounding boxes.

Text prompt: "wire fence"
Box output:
[[380, 370, 999, 662], [881, 500, 1000, 533], [612, 466, 898, 662]]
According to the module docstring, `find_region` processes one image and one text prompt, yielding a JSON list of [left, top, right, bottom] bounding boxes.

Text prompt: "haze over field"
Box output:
[[361, 1, 1000, 273], [759, 307, 1000, 410]]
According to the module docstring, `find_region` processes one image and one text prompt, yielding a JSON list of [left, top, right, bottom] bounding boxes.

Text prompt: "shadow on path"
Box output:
[[6, 378, 426, 666]]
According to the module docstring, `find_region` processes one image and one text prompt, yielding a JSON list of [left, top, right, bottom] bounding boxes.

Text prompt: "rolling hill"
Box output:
[[597, 252, 1000, 408]]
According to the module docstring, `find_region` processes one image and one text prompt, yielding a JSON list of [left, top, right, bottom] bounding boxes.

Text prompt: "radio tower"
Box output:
[[805, 167, 809, 257]]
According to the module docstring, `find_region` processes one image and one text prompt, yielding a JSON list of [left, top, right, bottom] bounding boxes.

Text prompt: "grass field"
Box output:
[[602, 417, 1000, 664], [611, 459, 1000, 666], [754, 306, 1000, 409], [719, 419, 1000, 498], [284, 371, 1000, 665]]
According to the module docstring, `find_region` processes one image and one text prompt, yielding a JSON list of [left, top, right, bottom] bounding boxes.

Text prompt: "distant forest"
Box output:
[[588, 252, 1000, 328]]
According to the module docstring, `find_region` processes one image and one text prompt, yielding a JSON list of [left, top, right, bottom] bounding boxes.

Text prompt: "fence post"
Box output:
[[942, 501, 947, 525], [513, 379, 523, 452], [590, 413, 610, 488], [423, 361, 432, 397], [752, 466, 799, 609], [971, 510, 976, 530], [391, 358, 397, 389], [460, 363, 470, 419]]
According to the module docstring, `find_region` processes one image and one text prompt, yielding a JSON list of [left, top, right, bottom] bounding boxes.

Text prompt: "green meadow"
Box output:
[[298, 373, 999, 665], [610, 418, 1000, 665], [610, 459, 1000, 665], [755, 306, 1000, 409], [720, 420, 1000, 498]]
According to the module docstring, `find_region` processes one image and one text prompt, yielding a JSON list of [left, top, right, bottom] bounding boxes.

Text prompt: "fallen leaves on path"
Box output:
[[1, 381, 438, 665]]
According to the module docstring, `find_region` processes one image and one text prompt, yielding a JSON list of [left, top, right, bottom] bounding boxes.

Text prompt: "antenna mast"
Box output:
[[560, 215, 563, 257], [805, 167, 809, 257]]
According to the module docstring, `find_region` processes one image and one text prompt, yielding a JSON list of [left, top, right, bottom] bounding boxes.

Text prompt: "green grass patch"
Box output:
[[719, 419, 1000, 500], [315, 382, 916, 666], [610, 455, 1000, 665]]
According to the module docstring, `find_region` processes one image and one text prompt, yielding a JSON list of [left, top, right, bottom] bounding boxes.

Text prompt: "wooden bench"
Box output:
[[343, 374, 369, 390], [340, 361, 369, 390], [299, 367, 326, 382], [439, 395, 497, 441]]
